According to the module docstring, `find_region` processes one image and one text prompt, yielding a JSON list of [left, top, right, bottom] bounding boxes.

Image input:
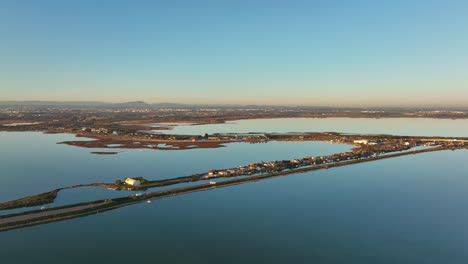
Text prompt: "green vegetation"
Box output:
[[134, 177, 148, 184], [0, 189, 60, 210]]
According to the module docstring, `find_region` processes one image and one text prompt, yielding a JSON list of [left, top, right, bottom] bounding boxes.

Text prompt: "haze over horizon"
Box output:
[[1, 1, 467, 106], [2, 100, 468, 109]]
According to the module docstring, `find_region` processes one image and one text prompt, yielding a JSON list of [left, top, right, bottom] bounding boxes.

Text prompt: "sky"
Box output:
[[1, 0, 467, 106]]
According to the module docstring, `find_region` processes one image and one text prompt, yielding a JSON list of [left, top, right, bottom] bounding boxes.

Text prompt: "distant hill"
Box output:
[[111, 101, 150, 108]]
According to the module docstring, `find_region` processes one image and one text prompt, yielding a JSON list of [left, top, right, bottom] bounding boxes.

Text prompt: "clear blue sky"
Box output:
[[1, 0, 467, 106]]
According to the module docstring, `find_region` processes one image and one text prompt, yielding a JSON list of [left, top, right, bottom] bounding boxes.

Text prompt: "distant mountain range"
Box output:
[[0, 101, 466, 111]]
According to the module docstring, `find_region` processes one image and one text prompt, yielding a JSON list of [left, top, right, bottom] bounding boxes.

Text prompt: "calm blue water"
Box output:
[[1, 119, 468, 264], [153, 117, 468, 137], [0, 131, 350, 212]]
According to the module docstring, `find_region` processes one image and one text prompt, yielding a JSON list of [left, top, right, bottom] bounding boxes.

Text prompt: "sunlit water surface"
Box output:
[[1, 118, 468, 264], [152, 117, 468, 137]]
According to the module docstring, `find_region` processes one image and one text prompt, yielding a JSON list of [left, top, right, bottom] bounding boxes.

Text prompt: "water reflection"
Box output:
[[151, 117, 468, 137]]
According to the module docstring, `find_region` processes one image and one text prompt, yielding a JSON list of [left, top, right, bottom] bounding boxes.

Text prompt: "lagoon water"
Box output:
[[1, 118, 468, 263], [0, 132, 350, 207], [154, 117, 468, 137]]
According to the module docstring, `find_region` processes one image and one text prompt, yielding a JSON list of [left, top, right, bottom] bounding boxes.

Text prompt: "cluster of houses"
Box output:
[[80, 127, 115, 134], [235, 134, 269, 143], [449, 141, 466, 147], [205, 153, 357, 179], [204, 141, 425, 179], [353, 139, 389, 145]]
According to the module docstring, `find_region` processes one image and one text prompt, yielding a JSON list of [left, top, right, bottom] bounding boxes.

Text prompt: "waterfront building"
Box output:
[[125, 178, 141, 186], [354, 139, 369, 144]]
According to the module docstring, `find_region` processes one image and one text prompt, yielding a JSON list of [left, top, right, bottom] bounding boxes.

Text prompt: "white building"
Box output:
[[354, 139, 369, 144], [125, 178, 141, 186]]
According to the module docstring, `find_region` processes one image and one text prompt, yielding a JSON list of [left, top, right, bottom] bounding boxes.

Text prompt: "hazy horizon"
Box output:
[[2, 99, 468, 109], [1, 1, 467, 106]]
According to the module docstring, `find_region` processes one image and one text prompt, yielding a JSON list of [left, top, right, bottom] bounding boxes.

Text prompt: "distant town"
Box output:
[[1, 101, 468, 232], [1, 102, 468, 152]]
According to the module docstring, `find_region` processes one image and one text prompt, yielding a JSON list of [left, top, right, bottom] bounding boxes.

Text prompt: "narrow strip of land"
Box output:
[[0, 145, 455, 233]]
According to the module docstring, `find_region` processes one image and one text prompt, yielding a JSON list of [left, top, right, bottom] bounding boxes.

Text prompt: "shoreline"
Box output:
[[0, 145, 459, 233]]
